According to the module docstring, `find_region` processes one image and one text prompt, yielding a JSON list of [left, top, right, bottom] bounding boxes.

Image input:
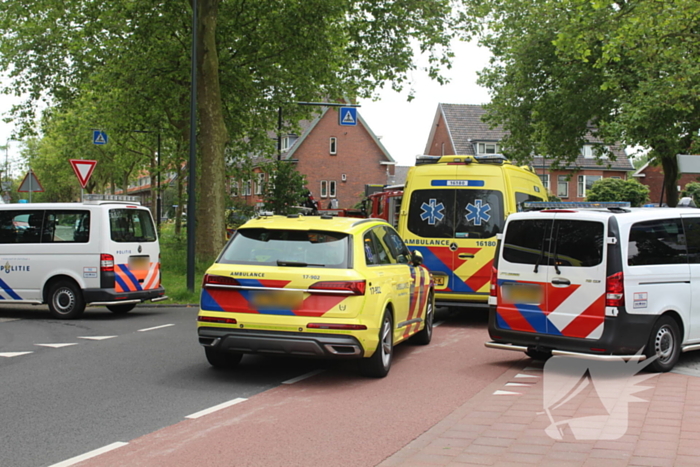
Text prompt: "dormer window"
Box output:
[[477, 143, 499, 155]]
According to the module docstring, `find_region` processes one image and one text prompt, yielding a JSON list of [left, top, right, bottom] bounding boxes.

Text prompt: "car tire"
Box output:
[[411, 293, 434, 345], [48, 280, 86, 319], [645, 316, 681, 372], [107, 303, 137, 314], [205, 347, 243, 370], [525, 348, 552, 361], [360, 309, 393, 378]]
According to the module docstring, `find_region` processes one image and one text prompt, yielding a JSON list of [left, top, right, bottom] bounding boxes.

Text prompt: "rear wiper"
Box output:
[[551, 224, 562, 275], [276, 260, 325, 267], [533, 229, 548, 273]]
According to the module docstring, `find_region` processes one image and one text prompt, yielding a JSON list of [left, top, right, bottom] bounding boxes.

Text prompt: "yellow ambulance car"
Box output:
[[397, 155, 546, 309]]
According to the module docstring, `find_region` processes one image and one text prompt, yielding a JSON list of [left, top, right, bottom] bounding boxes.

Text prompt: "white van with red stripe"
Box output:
[[0, 195, 166, 319], [486, 203, 700, 372]]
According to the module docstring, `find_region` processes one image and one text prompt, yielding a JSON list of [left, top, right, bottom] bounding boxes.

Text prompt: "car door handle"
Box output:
[[551, 279, 571, 286], [458, 253, 475, 259]]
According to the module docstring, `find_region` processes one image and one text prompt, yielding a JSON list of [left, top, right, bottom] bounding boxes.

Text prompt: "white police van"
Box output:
[[0, 195, 166, 319], [486, 202, 700, 372]]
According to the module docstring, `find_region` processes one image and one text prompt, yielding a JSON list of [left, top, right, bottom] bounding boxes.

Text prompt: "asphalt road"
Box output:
[[0, 305, 329, 467]]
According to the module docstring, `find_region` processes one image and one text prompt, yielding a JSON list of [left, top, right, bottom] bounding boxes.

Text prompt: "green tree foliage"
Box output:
[[682, 182, 700, 207], [0, 0, 456, 262], [585, 178, 650, 207], [459, 0, 700, 207], [260, 160, 308, 216]]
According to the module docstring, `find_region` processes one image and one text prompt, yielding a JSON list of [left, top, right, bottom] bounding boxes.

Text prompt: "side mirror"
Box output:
[[411, 250, 423, 266]]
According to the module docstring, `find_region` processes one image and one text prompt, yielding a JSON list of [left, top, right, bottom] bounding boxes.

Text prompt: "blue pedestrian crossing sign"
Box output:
[[93, 130, 108, 145], [339, 107, 357, 126]]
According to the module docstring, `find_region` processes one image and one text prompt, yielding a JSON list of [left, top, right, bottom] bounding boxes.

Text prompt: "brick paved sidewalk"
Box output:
[[379, 355, 700, 467]]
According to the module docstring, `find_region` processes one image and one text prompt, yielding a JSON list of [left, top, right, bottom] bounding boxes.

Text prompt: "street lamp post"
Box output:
[[187, 0, 198, 292]]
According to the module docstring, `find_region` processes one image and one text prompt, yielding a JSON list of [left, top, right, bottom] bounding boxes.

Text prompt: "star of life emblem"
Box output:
[[420, 199, 445, 225]]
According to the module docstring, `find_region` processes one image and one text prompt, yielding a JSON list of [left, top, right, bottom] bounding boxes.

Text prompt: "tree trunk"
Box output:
[[195, 0, 228, 261], [660, 155, 680, 207]]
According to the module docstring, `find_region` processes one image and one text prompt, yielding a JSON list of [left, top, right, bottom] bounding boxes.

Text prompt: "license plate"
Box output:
[[250, 290, 303, 310], [502, 283, 542, 305], [128, 256, 150, 270]]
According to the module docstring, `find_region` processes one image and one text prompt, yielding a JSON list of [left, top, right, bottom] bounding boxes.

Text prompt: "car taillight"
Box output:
[[198, 316, 237, 324], [100, 254, 114, 272], [490, 266, 498, 297], [606, 272, 624, 307], [309, 280, 366, 295], [306, 323, 367, 330], [202, 274, 240, 287]]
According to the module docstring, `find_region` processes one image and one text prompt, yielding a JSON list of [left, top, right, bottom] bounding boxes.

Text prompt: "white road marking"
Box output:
[[282, 369, 325, 385], [493, 390, 521, 395], [433, 320, 445, 328], [0, 351, 33, 358], [48, 441, 128, 467], [0, 318, 19, 323], [35, 343, 78, 349], [77, 336, 117, 341], [505, 382, 533, 387], [185, 398, 247, 419], [514, 373, 540, 378], [138, 324, 175, 332]]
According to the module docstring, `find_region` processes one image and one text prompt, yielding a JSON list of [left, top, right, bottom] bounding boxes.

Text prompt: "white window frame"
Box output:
[[244, 180, 252, 196], [557, 175, 569, 198], [477, 142, 499, 155], [255, 173, 265, 195], [320, 180, 328, 198], [230, 180, 239, 197], [329, 180, 337, 198], [578, 175, 601, 198], [280, 136, 290, 152], [330, 137, 337, 155], [539, 174, 550, 191]]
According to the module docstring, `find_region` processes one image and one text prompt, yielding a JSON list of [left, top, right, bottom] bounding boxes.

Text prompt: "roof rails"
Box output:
[[523, 201, 631, 211], [415, 154, 508, 166]]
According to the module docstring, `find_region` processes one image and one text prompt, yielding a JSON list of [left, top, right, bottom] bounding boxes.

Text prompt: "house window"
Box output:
[[581, 144, 609, 159], [578, 175, 601, 198], [330, 137, 337, 155], [539, 174, 550, 191], [255, 173, 265, 195], [477, 143, 499, 154], [329, 180, 337, 198], [320, 181, 328, 198], [280, 137, 290, 152], [230, 180, 239, 197], [244, 180, 252, 196], [557, 175, 569, 198]]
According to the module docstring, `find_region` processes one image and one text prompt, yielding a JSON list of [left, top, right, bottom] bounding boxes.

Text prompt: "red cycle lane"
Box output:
[[72, 313, 521, 467]]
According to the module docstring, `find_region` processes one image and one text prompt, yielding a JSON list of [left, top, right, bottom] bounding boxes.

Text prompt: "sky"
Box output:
[[359, 39, 492, 167], [0, 39, 492, 174]]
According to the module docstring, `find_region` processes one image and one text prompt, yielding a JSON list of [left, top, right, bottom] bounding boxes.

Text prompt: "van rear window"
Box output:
[[628, 218, 687, 265], [407, 189, 504, 239], [219, 228, 350, 268], [503, 219, 604, 267], [110, 209, 157, 243]]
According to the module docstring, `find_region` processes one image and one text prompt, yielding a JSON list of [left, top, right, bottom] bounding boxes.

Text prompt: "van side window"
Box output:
[[628, 218, 687, 266], [0, 210, 44, 244], [503, 219, 553, 265], [682, 217, 700, 263], [552, 220, 604, 267], [44, 211, 90, 243]]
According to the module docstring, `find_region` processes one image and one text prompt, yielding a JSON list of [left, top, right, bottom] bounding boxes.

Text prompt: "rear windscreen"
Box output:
[[503, 219, 604, 267], [407, 189, 504, 239], [110, 209, 157, 243], [219, 228, 350, 268]]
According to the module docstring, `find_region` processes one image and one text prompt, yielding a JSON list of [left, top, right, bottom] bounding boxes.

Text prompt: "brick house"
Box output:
[[234, 106, 396, 210], [424, 104, 635, 201], [633, 157, 700, 205]]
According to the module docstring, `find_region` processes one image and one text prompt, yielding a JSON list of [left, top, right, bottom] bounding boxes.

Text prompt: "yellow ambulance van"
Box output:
[[397, 155, 546, 310]]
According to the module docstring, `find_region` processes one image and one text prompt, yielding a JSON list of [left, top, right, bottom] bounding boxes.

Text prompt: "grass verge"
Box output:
[[158, 223, 213, 305]]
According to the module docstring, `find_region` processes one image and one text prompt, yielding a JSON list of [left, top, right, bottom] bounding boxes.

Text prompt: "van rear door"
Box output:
[[108, 207, 160, 293], [496, 213, 607, 338]]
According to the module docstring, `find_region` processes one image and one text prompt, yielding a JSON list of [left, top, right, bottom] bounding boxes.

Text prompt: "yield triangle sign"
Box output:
[[70, 159, 97, 188]]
